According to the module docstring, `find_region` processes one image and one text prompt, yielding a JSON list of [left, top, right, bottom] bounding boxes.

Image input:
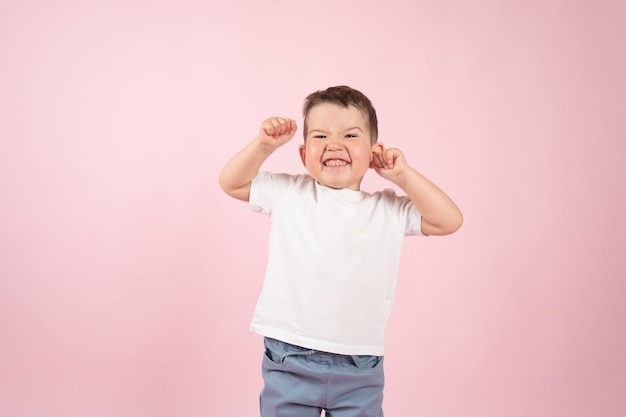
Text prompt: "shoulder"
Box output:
[[369, 188, 420, 221], [250, 172, 316, 213]]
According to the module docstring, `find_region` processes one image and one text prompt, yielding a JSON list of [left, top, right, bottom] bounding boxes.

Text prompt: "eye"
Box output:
[[345, 134, 357, 138], [313, 135, 326, 139]]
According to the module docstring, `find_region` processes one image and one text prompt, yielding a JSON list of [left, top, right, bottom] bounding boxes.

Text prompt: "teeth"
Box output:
[[324, 159, 348, 167]]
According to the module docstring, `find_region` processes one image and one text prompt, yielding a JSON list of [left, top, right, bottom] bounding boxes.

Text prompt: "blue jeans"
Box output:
[[260, 337, 384, 417]]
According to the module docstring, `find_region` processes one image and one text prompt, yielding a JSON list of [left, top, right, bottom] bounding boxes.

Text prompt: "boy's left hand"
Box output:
[[370, 147, 411, 182]]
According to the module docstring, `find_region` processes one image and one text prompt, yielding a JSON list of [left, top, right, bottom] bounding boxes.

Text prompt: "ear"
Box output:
[[370, 142, 384, 160], [299, 144, 306, 166]]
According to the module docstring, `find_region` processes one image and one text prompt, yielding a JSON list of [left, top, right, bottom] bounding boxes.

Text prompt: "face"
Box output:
[[299, 103, 382, 191]]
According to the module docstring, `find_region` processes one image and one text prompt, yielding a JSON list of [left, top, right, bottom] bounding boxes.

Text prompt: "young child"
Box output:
[[219, 86, 462, 417]]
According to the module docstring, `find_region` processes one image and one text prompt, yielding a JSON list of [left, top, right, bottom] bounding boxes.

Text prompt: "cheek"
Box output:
[[308, 144, 324, 157], [352, 146, 371, 161], [302, 147, 316, 165]]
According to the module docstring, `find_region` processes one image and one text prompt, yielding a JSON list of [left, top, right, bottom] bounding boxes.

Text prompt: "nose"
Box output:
[[326, 135, 343, 150]]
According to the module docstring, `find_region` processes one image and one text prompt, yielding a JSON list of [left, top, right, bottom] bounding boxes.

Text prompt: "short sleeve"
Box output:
[[249, 171, 300, 216], [400, 196, 425, 236], [381, 189, 425, 236]]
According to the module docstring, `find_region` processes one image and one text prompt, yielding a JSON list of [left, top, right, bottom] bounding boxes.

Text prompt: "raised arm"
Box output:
[[219, 117, 297, 202], [371, 147, 463, 236]]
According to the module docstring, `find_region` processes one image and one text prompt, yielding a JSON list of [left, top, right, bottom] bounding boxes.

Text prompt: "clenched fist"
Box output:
[[258, 117, 297, 149]]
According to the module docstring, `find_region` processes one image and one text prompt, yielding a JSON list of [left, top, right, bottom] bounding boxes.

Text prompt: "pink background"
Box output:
[[1, 1, 625, 416]]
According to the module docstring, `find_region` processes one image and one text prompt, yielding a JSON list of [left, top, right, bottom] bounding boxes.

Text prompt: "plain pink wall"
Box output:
[[1, 1, 625, 416]]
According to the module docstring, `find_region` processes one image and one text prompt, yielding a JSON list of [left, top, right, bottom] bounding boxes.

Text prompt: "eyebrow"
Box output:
[[308, 127, 365, 135]]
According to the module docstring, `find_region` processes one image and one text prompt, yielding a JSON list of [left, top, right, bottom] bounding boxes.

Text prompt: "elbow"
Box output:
[[218, 173, 251, 202], [218, 172, 231, 195], [448, 212, 464, 234], [441, 205, 464, 235], [438, 217, 463, 236], [218, 174, 231, 196], [424, 211, 463, 236]]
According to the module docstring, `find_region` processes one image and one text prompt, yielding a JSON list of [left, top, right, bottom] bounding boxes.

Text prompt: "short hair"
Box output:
[[302, 85, 378, 144]]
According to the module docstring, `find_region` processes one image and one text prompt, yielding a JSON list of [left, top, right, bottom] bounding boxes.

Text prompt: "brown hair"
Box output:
[[302, 85, 378, 144]]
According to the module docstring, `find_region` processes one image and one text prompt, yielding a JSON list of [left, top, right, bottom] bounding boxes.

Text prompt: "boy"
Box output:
[[219, 86, 462, 417]]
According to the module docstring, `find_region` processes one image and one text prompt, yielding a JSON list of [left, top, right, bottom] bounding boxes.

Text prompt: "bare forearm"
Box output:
[[218, 138, 276, 201], [219, 117, 297, 202]]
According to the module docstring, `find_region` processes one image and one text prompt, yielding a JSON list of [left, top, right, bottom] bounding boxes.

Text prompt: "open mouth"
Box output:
[[323, 158, 350, 167]]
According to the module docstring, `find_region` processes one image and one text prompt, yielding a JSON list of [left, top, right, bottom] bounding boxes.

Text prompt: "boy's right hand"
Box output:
[[258, 117, 297, 149]]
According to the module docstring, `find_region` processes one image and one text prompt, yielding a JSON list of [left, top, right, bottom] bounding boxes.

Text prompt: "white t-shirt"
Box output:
[[249, 171, 424, 355]]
